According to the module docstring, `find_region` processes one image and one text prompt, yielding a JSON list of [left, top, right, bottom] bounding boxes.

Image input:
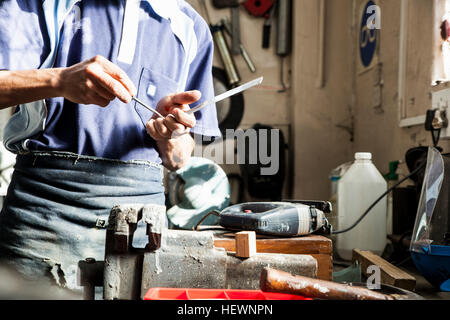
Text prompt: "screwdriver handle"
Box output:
[[262, 23, 271, 49]]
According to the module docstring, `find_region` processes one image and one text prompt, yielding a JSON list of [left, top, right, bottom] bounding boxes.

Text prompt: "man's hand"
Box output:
[[0, 55, 136, 109], [146, 91, 200, 170], [59, 55, 136, 107]]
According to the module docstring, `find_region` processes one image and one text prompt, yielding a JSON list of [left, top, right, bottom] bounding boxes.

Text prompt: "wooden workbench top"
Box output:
[[202, 228, 333, 280]]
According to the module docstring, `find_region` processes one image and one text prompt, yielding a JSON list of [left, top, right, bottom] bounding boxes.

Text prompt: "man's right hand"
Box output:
[[58, 55, 137, 107]]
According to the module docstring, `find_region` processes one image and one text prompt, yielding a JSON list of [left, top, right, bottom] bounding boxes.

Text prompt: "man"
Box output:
[[0, 0, 221, 291]]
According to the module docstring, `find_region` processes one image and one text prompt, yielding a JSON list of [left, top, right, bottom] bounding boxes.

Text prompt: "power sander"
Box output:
[[218, 201, 332, 237]]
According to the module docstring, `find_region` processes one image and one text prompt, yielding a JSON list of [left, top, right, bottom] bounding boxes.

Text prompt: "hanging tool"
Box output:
[[243, 0, 274, 17], [211, 0, 245, 8], [221, 17, 257, 73], [212, 1, 243, 55], [242, 0, 275, 49], [262, 6, 276, 49], [201, 0, 241, 87], [230, 6, 241, 55], [276, 0, 293, 92], [211, 1, 243, 58], [276, 0, 292, 57]]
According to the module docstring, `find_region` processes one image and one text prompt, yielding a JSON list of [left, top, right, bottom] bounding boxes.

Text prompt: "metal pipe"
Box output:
[[222, 17, 257, 73], [212, 24, 241, 87], [276, 0, 293, 57]]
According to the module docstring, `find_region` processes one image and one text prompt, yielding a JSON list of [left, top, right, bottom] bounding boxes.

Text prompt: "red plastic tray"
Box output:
[[144, 288, 311, 301]]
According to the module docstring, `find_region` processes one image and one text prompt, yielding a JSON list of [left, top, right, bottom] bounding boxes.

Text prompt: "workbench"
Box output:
[[211, 230, 333, 281]]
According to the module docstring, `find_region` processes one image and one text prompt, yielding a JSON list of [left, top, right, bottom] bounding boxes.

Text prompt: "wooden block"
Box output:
[[352, 249, 416, 291], [235, 231, 257, 258], [213, 231, 333, 281]]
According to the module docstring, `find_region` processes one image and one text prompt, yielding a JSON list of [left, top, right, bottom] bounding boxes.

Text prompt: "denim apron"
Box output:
[[0, 151, 165, 290]]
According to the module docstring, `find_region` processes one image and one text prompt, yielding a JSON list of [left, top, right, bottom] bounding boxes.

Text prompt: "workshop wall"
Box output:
[[291, 0, 354, 200], [188, 0, 294, 201], [188, 0, 291, 128], [1, 1, 443, 204], [292, 0, 450, 201], [352, 0, 450, 181]]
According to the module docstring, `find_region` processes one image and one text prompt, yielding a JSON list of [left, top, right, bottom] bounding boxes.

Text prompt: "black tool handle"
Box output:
[[262, 23, 271, 49], [212, 0, 241, 8]]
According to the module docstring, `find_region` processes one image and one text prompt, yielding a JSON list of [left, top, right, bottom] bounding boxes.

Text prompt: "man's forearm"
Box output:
[[0, 69, 64, 109], [157, 133, 195, 171]]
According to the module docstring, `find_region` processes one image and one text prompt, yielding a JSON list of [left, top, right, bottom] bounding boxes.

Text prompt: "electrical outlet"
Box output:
[[431, 84, 450, 139]]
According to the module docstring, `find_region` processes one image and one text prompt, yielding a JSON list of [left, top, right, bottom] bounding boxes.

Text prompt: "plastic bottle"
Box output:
[[336, 153, 388, 260], [328, 162, 352, 260]]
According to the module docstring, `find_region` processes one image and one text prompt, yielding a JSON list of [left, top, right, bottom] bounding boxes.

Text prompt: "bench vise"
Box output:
[[102, 204, 318, 300]]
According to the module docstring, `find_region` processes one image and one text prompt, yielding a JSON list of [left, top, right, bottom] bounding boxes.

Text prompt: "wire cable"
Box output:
[[332, 163, 426, 235], [194, 210, 221, 231]]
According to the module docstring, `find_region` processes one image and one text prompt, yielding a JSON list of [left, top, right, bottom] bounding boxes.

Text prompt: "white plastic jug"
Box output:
[[336, 153, 388, 260]]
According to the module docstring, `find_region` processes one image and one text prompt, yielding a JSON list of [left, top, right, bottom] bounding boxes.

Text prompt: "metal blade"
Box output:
[[187, 76, 263, 115], [132, 96, 164, 118]]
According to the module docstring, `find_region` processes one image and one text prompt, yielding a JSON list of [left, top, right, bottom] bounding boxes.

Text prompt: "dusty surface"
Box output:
[[333, 263, 450, 300]]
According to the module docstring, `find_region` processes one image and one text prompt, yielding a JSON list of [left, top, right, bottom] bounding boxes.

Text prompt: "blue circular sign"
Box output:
[[360, 1, 378, 67]]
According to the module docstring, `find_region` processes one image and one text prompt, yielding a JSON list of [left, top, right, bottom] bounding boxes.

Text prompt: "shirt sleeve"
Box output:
[[0, 1, 49, 71], [184, 20, 222, 139]]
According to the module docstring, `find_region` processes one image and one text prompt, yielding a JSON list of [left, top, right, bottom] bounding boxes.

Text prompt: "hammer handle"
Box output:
[[260, 268, 394, 301], [212, 0, 241, 8]]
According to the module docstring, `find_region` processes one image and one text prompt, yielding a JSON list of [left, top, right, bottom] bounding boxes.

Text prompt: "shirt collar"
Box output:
[[145, 0, 179, 21], [48, 0, 180, 21]]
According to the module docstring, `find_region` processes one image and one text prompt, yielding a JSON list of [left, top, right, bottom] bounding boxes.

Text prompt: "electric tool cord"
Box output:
[[332, 162, 426, 235]]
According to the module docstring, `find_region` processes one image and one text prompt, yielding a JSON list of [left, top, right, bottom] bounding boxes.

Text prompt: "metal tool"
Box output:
[[276, 0, 293, 57], [187, 76, 263, 115], [212, 24, 242, 87], [200, 0, 241, 87], [221, 17, 256, 73], [132, 77, 261, 119], [230, 6, 241, 55], [212, 0, 245, 8], [217, 201, 332, 237], [276, 0, 293, 92], [260, 268, 395, 300], [262, 5, 276, 49], [132, 96, 164, 118]]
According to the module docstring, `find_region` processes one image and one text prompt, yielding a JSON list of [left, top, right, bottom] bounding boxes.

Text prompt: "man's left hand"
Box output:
[[146, 91, 200, 170], [146, 91, 199, 140]]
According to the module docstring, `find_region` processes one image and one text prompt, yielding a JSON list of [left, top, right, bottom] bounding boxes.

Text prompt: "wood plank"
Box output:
[[214, 235, 332, 255], [352, 249, 416, 291], [213, 233, 333, 281]]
